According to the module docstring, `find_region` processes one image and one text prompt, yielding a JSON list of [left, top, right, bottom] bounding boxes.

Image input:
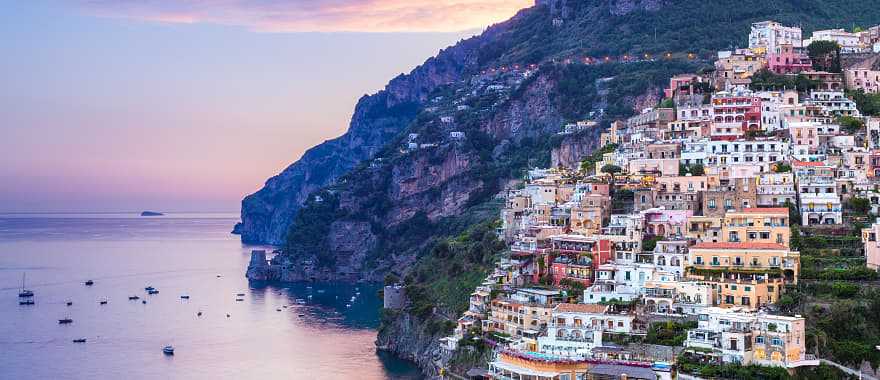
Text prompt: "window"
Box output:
[[772, 338, 783, 346], [725, 199, 733, 209], [709, 199, 716, 209], [756, 336, 765, 344]]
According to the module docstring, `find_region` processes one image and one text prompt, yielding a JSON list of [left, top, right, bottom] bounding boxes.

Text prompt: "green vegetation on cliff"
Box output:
[[405, 219, 507, 317], [480, 0, 880, 66]]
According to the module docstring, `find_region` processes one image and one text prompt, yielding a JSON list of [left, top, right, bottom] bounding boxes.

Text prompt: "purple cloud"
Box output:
[[76, 0, 534, 32]]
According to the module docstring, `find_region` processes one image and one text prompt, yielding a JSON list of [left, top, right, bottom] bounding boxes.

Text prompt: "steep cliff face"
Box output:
[[551, 127, 605, 169], [237, 12, 527, 245], [238, 65, 465, 244], [376, 312, 449, 375]]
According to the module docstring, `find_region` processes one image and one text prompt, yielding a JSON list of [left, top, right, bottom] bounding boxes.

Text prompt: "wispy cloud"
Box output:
[[76, 0, 534, 33]]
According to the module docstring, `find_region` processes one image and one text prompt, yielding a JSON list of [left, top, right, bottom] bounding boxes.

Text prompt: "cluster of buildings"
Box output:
[[719, 21, 880, 94], [437, 21, 880, 379]]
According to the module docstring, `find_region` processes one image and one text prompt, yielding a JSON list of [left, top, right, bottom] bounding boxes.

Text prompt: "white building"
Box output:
[[806, 91, 861, 118], [681, 140, 708, 167], [706, 138, 789, 171], [804, 29, 863, 53], [755, 90, 798, 132], [757, 173, 797, 206], [537, 303, 608, 357], [652, 240, 689, 279], [643, 279, 713, 316], [799, 192, 842, 225], [749, 21, 803, 52]]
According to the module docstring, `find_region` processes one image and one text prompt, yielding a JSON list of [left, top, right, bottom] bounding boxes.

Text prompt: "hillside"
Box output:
[[239, 0, 880, 246], [240, 0, 880, 373]]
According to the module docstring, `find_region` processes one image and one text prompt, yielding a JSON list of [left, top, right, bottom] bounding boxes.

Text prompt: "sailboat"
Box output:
[[18, 273, 34, 298]]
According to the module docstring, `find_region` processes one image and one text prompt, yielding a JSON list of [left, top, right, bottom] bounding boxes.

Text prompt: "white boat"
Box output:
[[163, 345, 174, 355], [18, 273, 34, 298]]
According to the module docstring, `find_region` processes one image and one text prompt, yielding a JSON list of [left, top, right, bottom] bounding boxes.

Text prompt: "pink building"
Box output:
[[712, 91, 762, 137], [766, 44, 812, 74], [643, 209, 693, 238], [862, 221, 880, 271]]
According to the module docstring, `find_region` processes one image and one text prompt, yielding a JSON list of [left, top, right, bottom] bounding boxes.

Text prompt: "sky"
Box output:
[[0, 0, 531, 213]]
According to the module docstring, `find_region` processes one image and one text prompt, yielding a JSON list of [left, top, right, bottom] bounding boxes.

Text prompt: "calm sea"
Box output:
[[0, 213, 422, 380]]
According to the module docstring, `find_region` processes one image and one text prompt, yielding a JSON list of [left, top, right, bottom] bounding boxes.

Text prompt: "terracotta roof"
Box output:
[[691, 242, 788, 250], [736, 207, 789, 214], [792, 160, 825, 167], [554, 303, 609, 314]]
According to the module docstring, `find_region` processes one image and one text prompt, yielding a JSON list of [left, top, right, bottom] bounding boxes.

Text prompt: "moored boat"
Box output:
[[129, 295, 140, 300], [72, 338, 87, 343], [162, 345, 174, 355], [18, 273, 34, 298], [58, 318, 73, 324], [84, 280, 94, 286]]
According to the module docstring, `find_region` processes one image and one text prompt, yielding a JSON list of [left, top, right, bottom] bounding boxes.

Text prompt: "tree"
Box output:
[[750, 69, 819, 92], [807, 40, 842, 73], [785, 200, 802, 227], [774, 163, 792, 173], [601, 164, 623, 188], [838, 116, 865, 134], [846, 197, 871, 216], [848, 90, 880, 116], [601, 164, 622, 175]]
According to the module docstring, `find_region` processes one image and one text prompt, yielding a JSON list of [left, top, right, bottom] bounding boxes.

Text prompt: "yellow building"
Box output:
[[484, 298, 556, 338], [752, 315, 810, 368], [687, 215, 723, 243], [688, 242, 800, 309], [721, 208, 791, 247]]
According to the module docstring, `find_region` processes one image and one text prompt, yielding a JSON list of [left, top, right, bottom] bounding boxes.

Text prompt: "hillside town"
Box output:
[[393, 21, 880, 380]]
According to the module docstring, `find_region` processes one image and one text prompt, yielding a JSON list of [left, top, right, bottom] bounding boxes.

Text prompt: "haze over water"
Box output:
[[0, 213, 421, 379]]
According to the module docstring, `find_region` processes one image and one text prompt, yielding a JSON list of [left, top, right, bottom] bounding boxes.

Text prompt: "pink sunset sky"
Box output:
[[0, 1, 531, 213]]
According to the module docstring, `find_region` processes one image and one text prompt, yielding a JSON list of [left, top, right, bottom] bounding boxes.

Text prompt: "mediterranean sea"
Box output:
[[0, 213, 422, 380]]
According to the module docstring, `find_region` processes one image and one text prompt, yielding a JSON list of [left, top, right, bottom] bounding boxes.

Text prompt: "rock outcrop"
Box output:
[[245, 250, 270, 281], [376, 311, 450, 376]]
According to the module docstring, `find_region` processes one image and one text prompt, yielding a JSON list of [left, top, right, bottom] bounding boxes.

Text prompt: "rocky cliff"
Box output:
[[551, 127, 605, 169], [237, 12, 530, 245]]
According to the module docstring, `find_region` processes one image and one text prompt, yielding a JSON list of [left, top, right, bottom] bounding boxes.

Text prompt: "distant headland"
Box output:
[[140, 211, 164, 217]]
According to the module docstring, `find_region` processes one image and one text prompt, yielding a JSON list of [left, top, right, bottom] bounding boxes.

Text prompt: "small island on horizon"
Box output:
[[140, 211, 164, 217]]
